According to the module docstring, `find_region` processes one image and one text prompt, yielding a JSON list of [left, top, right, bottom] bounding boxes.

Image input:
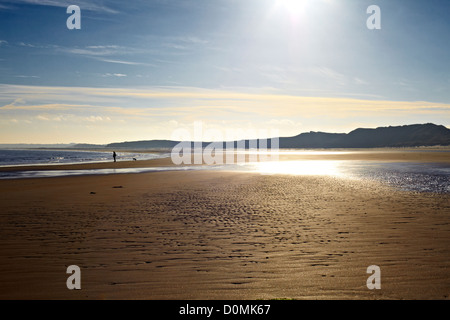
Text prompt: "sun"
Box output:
[[276, 0, 308, 14]]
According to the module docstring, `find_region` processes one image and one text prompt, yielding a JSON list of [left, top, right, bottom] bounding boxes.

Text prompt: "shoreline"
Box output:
[[0, 148, 449, 173]]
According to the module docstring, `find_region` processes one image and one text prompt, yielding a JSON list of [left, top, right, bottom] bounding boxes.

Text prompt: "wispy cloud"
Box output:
[[58, 45, 156, 66], [1, 84, 449, 143], [35, 114, 111, 122], [0, 103, 96, 111], [96, 58, 156, 67], [85, 45, 120, 49], [18, 42, 36, 48], [15, 75, 40, 79], [8, 42, 154, 66], [310, 66, 347, 85], [176, 36, 209, 45], [353, 77, 369, 85], [2, 0, 119, 14], [2, 84, 449, 118], [102, 73, 127, 77], [63, 47, 119, 57], [13, 42, 60, 50], [0, 3, 12, 10], [162, 36, 209, 50]]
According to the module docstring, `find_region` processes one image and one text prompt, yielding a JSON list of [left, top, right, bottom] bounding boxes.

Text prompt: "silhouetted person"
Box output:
[[113, 151, 117, 162]]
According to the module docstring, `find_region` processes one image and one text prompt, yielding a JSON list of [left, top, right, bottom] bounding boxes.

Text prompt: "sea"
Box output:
[[0, 149, 169, 167], [0, 149, 449, 194]]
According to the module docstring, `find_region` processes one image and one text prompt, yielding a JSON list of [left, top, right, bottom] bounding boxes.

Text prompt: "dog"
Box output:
[[133, 158, 137, 161]]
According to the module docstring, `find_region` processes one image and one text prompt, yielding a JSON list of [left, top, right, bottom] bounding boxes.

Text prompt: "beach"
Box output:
[[0, 150, 449, 299]]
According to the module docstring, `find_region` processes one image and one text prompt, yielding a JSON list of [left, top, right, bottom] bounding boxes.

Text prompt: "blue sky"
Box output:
[[0, 0, 449, 143]]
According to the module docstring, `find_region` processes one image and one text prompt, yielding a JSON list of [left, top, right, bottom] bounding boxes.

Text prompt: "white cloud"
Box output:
[[86, 45, 120, 49], [8, 98, 27, 106], [157, 35, 210, 53], [15, 75, 40, 78], [98, 58, 155, 67], [102, 73, 127, 77], [59, 45, 155, 67], [36, 115, 50, 121], [177, 36, 209, 45], [61, 45, 142, 57], [84, 116, 111, 122], [18, 42, 36, 48], [64, 48, 117, 57]]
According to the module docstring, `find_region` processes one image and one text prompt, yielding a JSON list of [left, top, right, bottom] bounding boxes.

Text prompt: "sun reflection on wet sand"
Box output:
[[247, 160, 346, 177]]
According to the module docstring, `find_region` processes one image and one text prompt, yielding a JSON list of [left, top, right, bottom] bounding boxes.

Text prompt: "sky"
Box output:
[[0, 0, 449, 144]]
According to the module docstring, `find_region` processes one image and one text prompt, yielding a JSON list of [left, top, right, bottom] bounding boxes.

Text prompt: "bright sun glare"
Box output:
[[276, 0, 308, 13], [253, 160, 344, 177]]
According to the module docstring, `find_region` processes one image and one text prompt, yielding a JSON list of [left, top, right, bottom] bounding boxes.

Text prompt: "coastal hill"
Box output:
[[279, 123, 450, 148], [74, 123, 450, 149]]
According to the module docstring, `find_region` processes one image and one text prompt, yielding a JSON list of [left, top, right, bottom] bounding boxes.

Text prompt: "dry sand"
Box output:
[[0, 151, 449, 299]]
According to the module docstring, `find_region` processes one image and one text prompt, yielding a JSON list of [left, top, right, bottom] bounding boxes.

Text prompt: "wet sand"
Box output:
[[0, 151, 449, 299]]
